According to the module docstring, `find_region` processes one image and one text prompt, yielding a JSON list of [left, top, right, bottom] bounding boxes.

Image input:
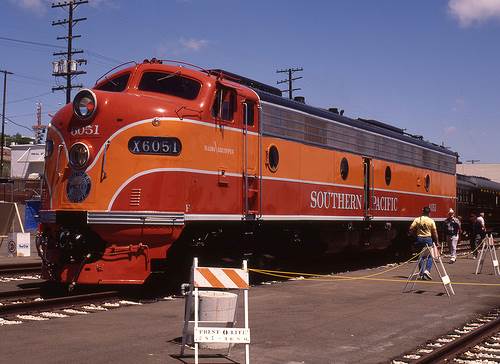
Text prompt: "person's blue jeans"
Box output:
[[414, 236, 433, 274]]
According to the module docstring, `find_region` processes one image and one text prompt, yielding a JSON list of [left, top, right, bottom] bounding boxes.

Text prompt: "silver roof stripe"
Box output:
[[261, 101, 455, 158]]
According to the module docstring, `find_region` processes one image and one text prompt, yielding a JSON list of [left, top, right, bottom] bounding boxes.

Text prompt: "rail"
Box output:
[[413, 315, 500, 363], [0, 290, 120, 316], [0, 262, 41, 275]]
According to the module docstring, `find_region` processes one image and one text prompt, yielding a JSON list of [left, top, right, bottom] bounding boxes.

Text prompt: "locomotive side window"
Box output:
[[244, 101, 255, 126], [340, 157, 349, 180], [138, 72, 201, 100], [96, 73, 130, 92], [385, 166, 392, 186], [212, 86, 236, 121], [267, 145, 279, 172], [424, 174, 431, 191]]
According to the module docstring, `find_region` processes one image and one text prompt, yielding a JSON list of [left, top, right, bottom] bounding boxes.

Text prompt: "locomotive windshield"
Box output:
[[138, 71, 201, 100], [95, 73, 130, 92]]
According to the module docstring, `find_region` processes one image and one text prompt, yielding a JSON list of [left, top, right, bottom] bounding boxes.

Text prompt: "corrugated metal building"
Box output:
[[10, 144, 45, 179]]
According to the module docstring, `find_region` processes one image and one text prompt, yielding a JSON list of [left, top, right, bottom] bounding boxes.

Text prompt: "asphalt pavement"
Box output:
[[0, 254, 499, 364]]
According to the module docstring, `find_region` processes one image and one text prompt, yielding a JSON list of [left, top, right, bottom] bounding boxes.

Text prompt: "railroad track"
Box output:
[[394, 309, 500, 363], [0, 286, 41, 300], [0, 290, 121, 316], [0, 262, 41, 275]]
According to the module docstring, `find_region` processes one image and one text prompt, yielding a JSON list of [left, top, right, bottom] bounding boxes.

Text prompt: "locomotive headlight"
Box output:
[[69, 142, 90, 169], [73, 89, 97, 119]]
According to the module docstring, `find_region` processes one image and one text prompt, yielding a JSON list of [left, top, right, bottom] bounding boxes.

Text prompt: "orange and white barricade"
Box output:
[[180, 257, 250, 364]]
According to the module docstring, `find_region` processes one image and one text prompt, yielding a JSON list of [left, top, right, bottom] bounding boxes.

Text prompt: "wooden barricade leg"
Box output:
[[180, 258, 196, 356], [13, 203, 25, 234], [488, 235, 500, 276], [193, 258, 200, 364], [403, 248, 426, 293], [243, 260, 250, 364], [430, 244, 455, 297], [477, 234, 500, 276], [475, 237, 489, 275]]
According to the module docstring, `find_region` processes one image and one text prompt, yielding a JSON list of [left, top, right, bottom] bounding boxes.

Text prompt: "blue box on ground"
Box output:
[[24, 199, 41, 231]]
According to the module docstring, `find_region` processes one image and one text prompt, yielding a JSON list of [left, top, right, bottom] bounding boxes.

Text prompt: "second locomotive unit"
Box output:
[[38, 59, 457, 286]]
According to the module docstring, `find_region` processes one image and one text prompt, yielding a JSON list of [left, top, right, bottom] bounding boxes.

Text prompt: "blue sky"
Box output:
[[1, 0, 500, 163]]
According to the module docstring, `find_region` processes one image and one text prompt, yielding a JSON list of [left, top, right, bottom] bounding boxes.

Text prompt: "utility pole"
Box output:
[[1, 69, 13, 177], [277, 67, 303, 99], [52, 0, 88, 104]]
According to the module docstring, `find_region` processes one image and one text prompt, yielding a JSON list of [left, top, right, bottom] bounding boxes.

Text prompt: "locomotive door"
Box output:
[[242, 99, 260, 219], [363, 157, 374, 218]]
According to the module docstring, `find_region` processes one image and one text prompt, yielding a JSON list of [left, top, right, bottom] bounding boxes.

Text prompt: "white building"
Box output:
[[10, 144, 45, 179]]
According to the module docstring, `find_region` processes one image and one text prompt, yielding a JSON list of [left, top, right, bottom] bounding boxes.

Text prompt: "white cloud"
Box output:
[[10, 0, 116, 15], [156, 37, 209, 56], [87, 0, 119, 9], [10, 0, 48, 15], [179, 38, 209, 52], [444, 126, 458, 135], [449, 0, 500, 26]]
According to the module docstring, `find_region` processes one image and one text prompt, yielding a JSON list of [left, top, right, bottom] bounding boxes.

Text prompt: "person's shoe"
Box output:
[[449, 257, 456, 264], [423, 270, 432, 280]]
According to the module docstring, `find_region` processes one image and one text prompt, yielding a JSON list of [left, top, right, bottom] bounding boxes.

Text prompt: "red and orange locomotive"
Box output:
[[38, 59, 457, 286]]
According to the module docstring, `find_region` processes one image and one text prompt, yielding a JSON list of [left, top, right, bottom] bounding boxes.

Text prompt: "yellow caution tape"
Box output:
[[248, 246, 500, 288]]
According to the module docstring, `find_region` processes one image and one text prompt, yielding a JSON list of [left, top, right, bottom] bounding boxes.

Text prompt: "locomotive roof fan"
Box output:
[[73, 89, 97, 120]]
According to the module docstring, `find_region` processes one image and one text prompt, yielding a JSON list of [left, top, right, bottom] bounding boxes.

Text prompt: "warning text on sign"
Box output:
[[194, 327, 250, 343]]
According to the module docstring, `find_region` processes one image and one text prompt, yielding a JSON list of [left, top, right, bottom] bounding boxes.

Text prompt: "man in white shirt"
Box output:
[[445, 209, 461, 263]]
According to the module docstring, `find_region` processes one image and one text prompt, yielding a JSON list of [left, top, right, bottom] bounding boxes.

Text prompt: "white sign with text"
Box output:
[[194, 327, 250, 344]]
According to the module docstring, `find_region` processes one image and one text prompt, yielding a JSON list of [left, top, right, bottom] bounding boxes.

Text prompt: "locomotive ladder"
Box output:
[[475, 234, 500, 276], [403, 243, 455, 297]]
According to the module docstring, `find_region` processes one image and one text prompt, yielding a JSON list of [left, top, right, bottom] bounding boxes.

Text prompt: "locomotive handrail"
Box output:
[[94, 61, 138, 85], [55, 144, 64, 178], [100, 141, 110, 182], [157, 59, 211, 74]]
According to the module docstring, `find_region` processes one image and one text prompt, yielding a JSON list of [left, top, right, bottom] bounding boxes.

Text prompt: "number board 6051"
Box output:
[[128, 136, 182, 155]]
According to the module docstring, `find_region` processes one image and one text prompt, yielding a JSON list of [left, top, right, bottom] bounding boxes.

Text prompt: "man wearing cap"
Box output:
[[409, 206, 439, 280], [445, 208, 461, 263]]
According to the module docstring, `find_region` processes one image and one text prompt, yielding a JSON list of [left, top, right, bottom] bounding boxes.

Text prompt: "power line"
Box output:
[[1, 114, 33, 132], [0, 36, 65, 49], [7, 91, 53, 104], [13, 73, 51, 84], [0, 36, 123, 64], [7, 109, 57, 118]]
